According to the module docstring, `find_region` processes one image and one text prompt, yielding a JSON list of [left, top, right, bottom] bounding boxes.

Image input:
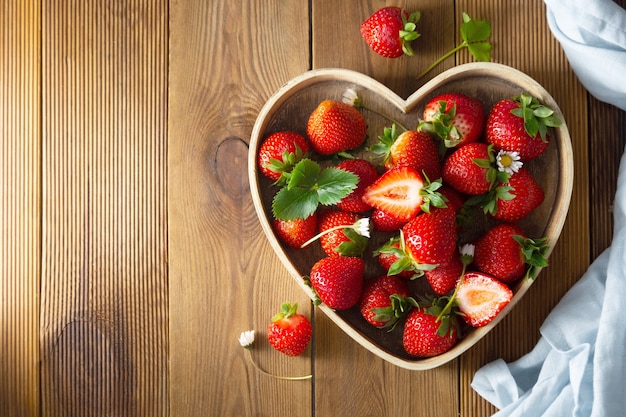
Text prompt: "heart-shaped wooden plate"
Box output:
[[248, 63, 573, 370]]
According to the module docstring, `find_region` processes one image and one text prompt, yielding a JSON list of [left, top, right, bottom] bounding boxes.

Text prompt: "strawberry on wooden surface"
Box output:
[[359, 275, 416, 329], [272, 213, 318, 249], [335, 158, 380, 213], [309, 256, 365, 310], [306, 100, 367, 155], [257, 131, 309, 182], [486, 93, 563, 161], [267, 303, 312, 357], [419, 92, 485, 148], [360, 6, 421, 58], [455, 271, 513, 327]]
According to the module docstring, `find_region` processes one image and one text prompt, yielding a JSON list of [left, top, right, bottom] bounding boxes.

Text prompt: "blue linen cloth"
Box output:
[[471, 1, 626, 416]]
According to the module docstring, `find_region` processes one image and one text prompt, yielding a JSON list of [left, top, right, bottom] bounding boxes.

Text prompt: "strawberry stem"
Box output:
[[417, 43, 465, 80], [360, 103, 409, 132], [244, 349, 312, 380]]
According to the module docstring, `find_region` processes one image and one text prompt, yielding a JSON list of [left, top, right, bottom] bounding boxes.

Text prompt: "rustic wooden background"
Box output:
[[1, 0, 624, 416]]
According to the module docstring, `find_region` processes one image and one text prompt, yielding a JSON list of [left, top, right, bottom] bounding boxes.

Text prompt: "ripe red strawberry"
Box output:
[[363, 166, 443, 222], [419, 93, 485, 148], [335, 159, 380, 213], [402, 301, 459, 357], [442, 142, 495, 195], [306, 100, 367, 155], [371, 208, 408, 232], [402, 206, 457, 267], [455, 271, 513, 327], [317, 210, 368, 257], [424, 249, 463, 295], [273, 212, 318, 249], [486, 93, 562, 161], [371, 126, 441, 180], [491, 167, 544, 222], [360, 7, 421, 58], [309, 256, 365, 310], [257, 131, 309, 182], [359, 275, 416, 328], [374, 236, 418, 279], [474, 223, 549, 283], [267, 302, 312, 357]]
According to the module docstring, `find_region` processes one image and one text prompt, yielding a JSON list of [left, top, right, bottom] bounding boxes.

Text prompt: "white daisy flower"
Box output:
[[238, 330, 255, 350], [496, 150, 523, 175], [342, 88, 361, 107], [354, 217, 371, 238]]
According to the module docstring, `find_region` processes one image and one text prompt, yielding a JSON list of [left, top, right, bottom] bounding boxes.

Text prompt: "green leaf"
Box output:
[[467, 41, 492, 62], [288, 159, 320, 189], [460, 14, 492, 43], [316, 167, 358, 206], [272, 186, 319, 221]]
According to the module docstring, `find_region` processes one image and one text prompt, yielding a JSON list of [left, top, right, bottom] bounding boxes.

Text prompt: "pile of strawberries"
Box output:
[[256, 87, 560, 359]]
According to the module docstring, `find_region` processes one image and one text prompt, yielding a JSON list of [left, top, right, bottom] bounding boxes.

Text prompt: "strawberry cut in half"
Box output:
[[362, 166, 445, 222], [455, 271, 513, 327]]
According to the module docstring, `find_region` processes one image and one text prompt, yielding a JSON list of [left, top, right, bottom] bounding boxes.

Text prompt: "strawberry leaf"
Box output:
[[272, 159, 358, 221]]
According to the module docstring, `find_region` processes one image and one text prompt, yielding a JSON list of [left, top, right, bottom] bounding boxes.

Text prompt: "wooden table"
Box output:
[[2, 0, 625, 415]]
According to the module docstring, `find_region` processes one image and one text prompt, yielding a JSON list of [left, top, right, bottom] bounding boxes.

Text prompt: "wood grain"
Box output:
[[0, 1, 41, 416], [167, 1, 313, 416], [39, 1, 169, 415]]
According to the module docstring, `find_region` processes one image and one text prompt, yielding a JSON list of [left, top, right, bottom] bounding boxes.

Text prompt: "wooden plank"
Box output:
[[39, 1, 169, 415], [167, 1, 313, 416], [457, 1, 591, 415], [311, 1, 459, 416], [0, 1, 41, 416]]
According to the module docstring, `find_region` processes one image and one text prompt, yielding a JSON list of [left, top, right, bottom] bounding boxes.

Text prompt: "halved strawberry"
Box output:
[[455, 271, 513, 327], [335, 158, 380, 213], [419, 93, 485, 148], [362, 166, 444, 222], [272, 213, 318, 249], [306, 100, 367, 155]]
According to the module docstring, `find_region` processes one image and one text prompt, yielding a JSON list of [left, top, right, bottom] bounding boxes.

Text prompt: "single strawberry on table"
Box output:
[[267, 302, 312, 357], [402, 298, 459, 357], [486, 92, 563, 161], [473, 223, 549, 284], [362, 166, 446, 223], [359, 275, 417, 329], [257, 131, 309, 182], [370, 125, 442, 181], [419, 92, 485, 148], [309, 256, 365, 310], [360, 6, 421, 58], [455, 271, 513, 327], [273, 212, 318, 249], [306, 100, 367, 155], [335, 158, 380, 213]]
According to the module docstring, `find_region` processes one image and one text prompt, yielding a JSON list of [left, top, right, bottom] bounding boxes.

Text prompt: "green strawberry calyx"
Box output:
[[512, 234, 550, 280], [271, 302, 300, 322], [371, 293, 419, 331], [400, 11, 422, 56], [369, 124, 401, 164], [465, 144, 515, 215], [264, 144, 308, 186], [511, 92, 563, 142], [272, 158, 358, 221], [300, 217, 371, 256], [417, 101, 462, 149]]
